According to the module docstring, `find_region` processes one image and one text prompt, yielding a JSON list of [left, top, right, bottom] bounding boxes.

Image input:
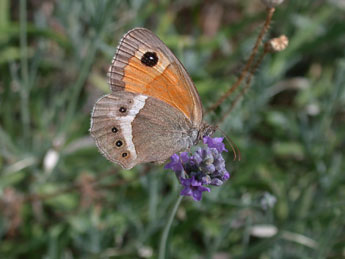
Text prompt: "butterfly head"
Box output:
[[197, 122, 217, 143]]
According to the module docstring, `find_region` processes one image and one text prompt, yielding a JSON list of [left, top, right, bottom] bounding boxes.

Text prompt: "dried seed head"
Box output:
[[265, 35, 289, 52], [261, 0, 285, 8]]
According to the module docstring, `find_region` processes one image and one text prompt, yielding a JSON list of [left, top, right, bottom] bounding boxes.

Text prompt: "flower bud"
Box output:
[[211, 178, 223, 186]]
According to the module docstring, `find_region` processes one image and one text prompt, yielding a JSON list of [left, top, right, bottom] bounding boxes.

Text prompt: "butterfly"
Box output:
[[90, 28, 215, 169]]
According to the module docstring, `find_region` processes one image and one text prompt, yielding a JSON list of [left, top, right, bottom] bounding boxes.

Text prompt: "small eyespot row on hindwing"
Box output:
[[115, 140, 123, 147], [122, 152, 128, 158], [112, 127, 118, 133], [119, 107, 127, 113], [141, 52, 158, 67]]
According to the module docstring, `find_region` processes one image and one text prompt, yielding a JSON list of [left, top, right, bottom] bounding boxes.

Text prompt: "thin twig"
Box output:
[[207, 7, 275, 113], [217, 48, 269, 126]]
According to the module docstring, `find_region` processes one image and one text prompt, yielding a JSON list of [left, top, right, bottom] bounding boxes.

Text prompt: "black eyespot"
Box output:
[[122, 152, 128, 158], [119, 107, 127, 113], [115, 140, 123, 147], [112, 127, 118, 133], [141, 52, 158, 67]]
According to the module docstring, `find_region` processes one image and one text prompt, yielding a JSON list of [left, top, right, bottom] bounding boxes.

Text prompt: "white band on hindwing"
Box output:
[[109, 94, 148, 160]]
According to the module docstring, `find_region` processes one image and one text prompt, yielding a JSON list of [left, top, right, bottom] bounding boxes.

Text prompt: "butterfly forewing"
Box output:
[[107, 28, 203, 126]]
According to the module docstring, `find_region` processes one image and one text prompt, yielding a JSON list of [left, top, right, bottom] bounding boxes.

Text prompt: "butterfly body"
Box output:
[[90, 28, 214, 169]]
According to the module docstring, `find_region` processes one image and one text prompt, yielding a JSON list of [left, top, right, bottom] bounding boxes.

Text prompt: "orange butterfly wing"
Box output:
[[107, 28, 203, 127]]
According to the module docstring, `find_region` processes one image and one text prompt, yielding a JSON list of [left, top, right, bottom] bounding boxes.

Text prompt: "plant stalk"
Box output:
[[158, 195, 183, 259]]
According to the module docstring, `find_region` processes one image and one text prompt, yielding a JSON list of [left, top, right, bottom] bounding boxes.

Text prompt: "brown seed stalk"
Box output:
[[207, 7, 276, 113]]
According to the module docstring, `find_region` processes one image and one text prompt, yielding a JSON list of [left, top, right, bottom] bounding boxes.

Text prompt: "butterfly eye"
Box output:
[[141, 52, 158, 67], [111, 127, 118, 133], [115, 140, 123, 147], [119, 107, 127, 113]]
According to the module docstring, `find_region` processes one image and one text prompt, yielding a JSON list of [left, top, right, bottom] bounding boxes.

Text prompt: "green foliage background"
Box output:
[[1, 0, 344, 258]]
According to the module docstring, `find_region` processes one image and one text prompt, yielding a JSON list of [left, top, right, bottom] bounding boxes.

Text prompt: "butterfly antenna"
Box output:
[[216, 126, 241, 161]]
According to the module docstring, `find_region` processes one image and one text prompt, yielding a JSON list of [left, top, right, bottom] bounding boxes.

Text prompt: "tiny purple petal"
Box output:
[[199, 186, 211, 193], [180, 177, 192, 187], [179, 176, 210, 201], [180, 152, 190, 164], [180, 186, 192, 196], [165, 154, 183, 172], [223, 171, 230, 180], [191, 177, 202, 187], [191, 186, 210, 201], [203, 136, 228, 153], [192, 190, 202, 201]]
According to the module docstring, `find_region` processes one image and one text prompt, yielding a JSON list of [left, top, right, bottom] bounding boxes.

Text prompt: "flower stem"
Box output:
[[158, 195, 183, 259]]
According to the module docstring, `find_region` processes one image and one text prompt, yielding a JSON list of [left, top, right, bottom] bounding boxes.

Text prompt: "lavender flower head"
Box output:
[[165, 136, 230, 201]]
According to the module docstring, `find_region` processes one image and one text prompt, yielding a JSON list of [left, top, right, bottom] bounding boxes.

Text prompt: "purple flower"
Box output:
[[203, 136, 228, 153], [165, 137, 231, 201], [223, 171, 230, 180], [164, 154, 183, 172], [180, 176, 210, 201], [180, 152, 190, 164]]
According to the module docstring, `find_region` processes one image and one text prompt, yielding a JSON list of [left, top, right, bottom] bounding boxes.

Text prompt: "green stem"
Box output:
[[158, 195, 183, 259], [20, 0, 30, 140]]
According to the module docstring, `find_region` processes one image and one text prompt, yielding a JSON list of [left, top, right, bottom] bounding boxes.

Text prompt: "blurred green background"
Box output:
[[1, 0, 345, 258]]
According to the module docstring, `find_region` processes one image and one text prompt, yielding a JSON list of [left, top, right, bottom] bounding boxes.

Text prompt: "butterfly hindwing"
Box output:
[[90, 91, 197, 169], [90, 92, 142, 169]]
